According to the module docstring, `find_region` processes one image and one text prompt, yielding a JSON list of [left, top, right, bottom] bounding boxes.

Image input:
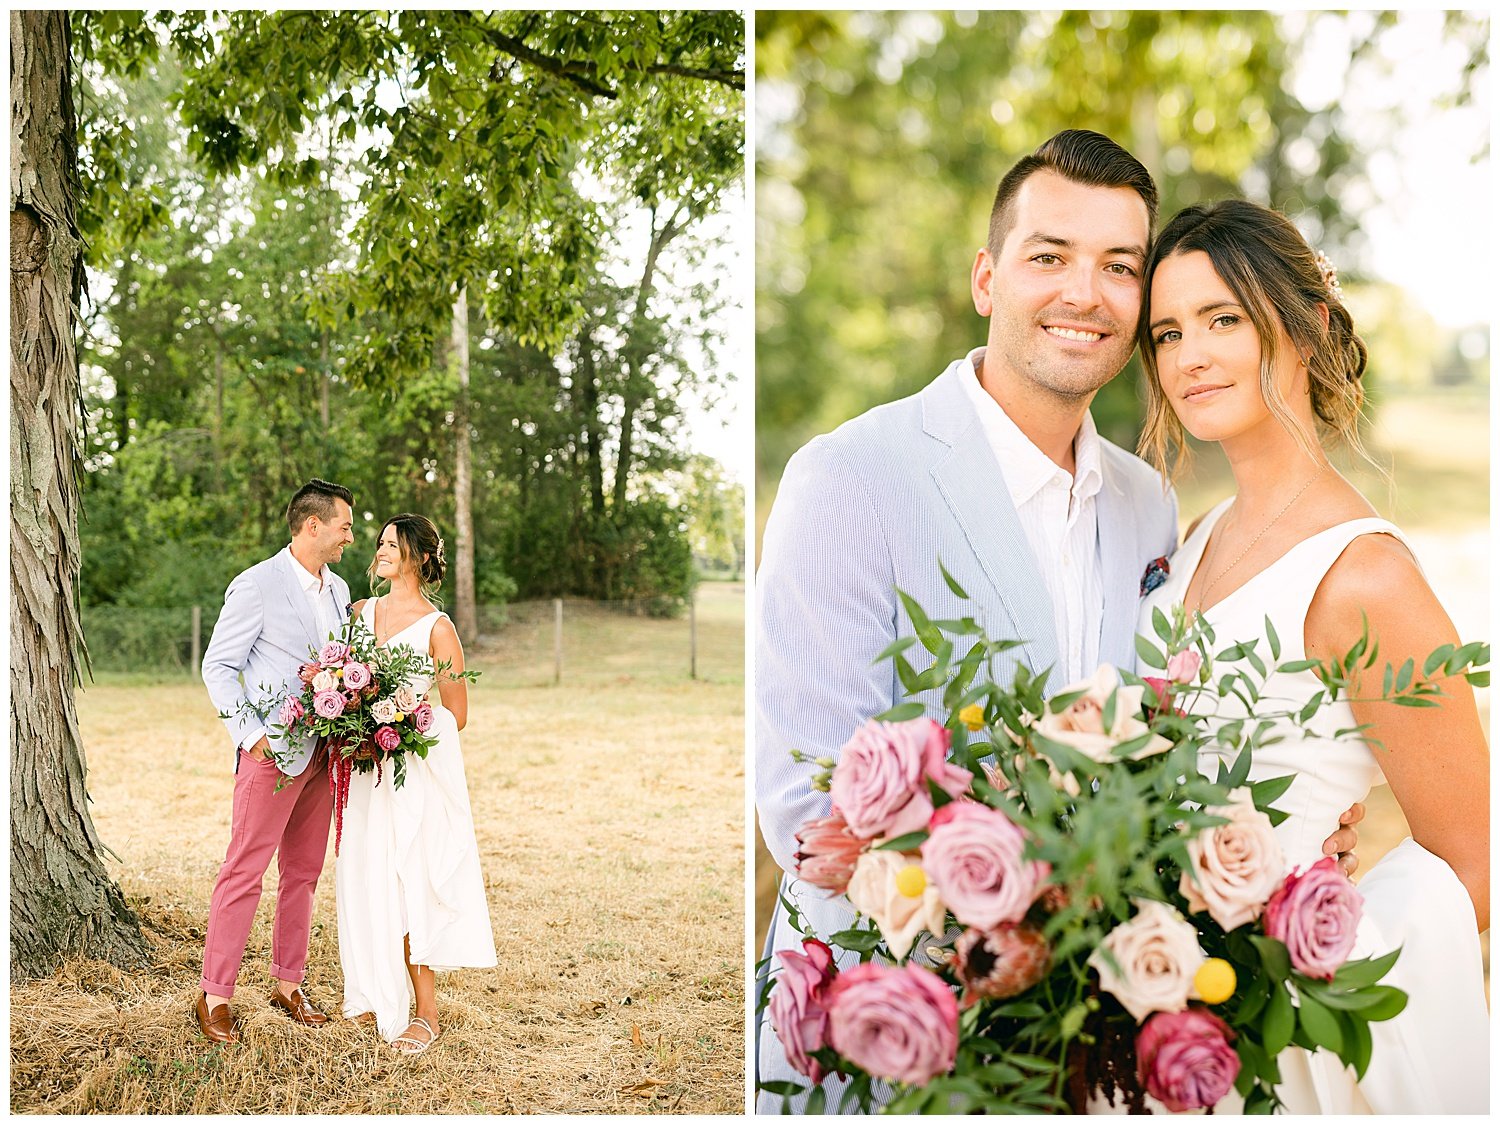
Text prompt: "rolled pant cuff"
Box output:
[[200, 975, 237, 999], [270, 962, 307, 984]]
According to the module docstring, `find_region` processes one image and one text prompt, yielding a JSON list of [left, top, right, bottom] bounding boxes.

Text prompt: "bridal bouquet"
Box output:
[[759, 573, 1488, 1114], [263, 616, 473, 853]]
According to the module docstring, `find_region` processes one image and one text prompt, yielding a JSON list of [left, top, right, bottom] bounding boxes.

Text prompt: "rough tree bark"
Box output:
[[10, 9, 150, 979], [450, 286, 477, 644]]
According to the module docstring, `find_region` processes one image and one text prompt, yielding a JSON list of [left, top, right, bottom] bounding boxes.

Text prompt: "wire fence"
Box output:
[[81, 582, 745, 687]]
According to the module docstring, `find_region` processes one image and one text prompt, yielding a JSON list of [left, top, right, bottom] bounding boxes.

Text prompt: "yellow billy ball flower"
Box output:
[[959, 704, 985, 731], [393, 713, 405, 723], [1194, 958, 1236, 1004], [895, 863, 927, 898]]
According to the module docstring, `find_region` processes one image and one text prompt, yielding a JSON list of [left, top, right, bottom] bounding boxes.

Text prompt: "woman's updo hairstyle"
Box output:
[[1137, 199, 1371, 478], [368, 513, 447, 602]]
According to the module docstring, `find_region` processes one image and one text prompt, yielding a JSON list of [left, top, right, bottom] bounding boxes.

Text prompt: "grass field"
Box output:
[[12, 589, 745, 1115]]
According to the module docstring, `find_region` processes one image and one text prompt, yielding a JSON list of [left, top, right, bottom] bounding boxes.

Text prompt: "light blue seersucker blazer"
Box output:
[[754, 356, 1178, 1113], [202, 550, 352, 778]]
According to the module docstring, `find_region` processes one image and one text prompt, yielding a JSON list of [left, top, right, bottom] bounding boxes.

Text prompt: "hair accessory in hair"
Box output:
[[1312, 250, 1343, 302]]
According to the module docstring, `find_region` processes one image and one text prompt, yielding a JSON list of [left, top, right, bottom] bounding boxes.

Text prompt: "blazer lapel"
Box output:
[[922, 365, 1059, 679], [279, 553, 322, 654], [1095, 463, 1142, 670]]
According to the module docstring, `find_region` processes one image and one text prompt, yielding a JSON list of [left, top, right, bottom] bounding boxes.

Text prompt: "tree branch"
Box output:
[[473, 23, 744, 99], [479, 28, 617, 100]]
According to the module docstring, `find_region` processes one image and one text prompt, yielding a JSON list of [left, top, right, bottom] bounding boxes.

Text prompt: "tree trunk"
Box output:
[[450, 286, 477, 644], [610, 205, 682, 512], [577, 325, 605, 518], [10, 9, 150, 980]]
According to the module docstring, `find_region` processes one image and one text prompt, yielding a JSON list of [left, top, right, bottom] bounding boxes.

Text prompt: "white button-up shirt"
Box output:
[[960, 347, 1104, 687], [283, 545, 342, 646]]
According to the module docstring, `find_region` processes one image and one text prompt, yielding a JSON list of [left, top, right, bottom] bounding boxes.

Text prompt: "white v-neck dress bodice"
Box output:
[[336, 598, 497, 1042], [1130, 500, 1487, 1114]]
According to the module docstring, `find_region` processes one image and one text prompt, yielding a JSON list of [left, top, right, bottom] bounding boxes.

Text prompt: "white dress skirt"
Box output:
[[336, 601, 497, 1041], [1111, 502, 1489, 1114]]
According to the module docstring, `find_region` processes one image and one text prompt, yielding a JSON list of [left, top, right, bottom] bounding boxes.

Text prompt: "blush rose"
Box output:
[[1180, 789, 1286, 931], [829, 718, 971, 841], [845, 850, 946, 962], [921, 800, 1048, 930], [1089, 899, 1205, 1022], [825, 961, 958, 1086]]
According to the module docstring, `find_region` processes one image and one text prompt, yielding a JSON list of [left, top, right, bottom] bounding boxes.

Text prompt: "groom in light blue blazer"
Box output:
[[755, 131, 1362, 1113], [196, 479, 355, 1044]]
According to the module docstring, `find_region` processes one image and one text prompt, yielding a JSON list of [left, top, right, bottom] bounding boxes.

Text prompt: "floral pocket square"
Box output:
[[1140, 556, 1170, 597]]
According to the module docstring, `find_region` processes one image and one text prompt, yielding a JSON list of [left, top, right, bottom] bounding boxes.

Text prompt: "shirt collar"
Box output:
[[961, 347, 1103, 507], [281, 545, 328, 593]]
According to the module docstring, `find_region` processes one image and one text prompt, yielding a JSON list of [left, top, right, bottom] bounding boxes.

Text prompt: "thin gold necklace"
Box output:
[[1198, 469, 1325, 605]]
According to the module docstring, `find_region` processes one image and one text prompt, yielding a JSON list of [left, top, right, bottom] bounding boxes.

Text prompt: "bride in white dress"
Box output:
[[1131, 200, 1488, 1113], [339, 513, 497, 1053]]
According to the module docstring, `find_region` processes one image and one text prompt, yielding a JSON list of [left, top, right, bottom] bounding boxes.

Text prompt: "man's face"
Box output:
[[972, 170, 1150, 401], [308, 499, 355, 566]]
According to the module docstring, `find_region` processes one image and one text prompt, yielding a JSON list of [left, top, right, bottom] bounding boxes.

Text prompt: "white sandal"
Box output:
[[390, 1016, 441, 1055]]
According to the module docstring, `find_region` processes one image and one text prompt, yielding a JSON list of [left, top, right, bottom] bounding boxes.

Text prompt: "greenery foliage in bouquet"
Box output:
[[758, 565, 1488, 1114], [226, 614, 478, 852]]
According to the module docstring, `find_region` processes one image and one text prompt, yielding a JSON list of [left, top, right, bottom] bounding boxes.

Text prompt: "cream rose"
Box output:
[[371, 697, 398, 724], [393, 684, 419, 713], [1090, 899, 1205, 1023], [845, 850, 947, 962], [1180, 789, 1285, 931], [312, 669, 337, 694], [1036, 665, 1171, 764]]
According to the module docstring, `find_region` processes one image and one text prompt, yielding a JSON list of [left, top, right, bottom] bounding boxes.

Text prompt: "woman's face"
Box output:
[[1146, 250, 1306, 445], [372, 525, 405, 581]]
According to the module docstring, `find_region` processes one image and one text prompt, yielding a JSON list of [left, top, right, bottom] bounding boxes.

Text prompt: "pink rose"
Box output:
[[278, 697, 305, 727], [318, 641, 349, 665], [313, 690, 345, 719], [767, 939, 836, 1083], [825, 961, 958, 1086], [1180, 789, 1285, 931], [411, 701, 434, 734], [342, 661, 372, 690], [829, 719, 971, 840], [297, 663, 320, 685], [1136, 1008, 1240, 1112], [1166, 649, 1201, 685], [794, 812, 866, 894], [921, 800, 1048, 929], [374, 725, 401, 752], [1263, 856, 1361, 980], [953, 922, 1051, 1008]]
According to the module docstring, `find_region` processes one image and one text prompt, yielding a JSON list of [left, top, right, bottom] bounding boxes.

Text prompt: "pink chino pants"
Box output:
[[200, 748, 332, 998]]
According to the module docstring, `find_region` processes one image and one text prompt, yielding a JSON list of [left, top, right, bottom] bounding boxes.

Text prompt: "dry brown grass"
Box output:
[[13, 622, 745, 1114]]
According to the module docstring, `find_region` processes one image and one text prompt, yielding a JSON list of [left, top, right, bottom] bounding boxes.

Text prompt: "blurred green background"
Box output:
[[753, 10, 1490, 952]]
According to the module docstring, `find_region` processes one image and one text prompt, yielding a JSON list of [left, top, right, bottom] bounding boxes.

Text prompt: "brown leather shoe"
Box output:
[[270, 986, 329, 1026], [195, 992, 239, 1044]]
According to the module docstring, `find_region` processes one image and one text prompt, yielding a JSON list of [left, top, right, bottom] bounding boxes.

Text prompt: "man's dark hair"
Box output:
[[286, 479, 353, 536], [987, 129, 1159, 256]]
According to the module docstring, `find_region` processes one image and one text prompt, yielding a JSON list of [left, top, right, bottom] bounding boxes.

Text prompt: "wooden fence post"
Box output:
[[190, 605, 202, 672], [553, 598, 563, 685]]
